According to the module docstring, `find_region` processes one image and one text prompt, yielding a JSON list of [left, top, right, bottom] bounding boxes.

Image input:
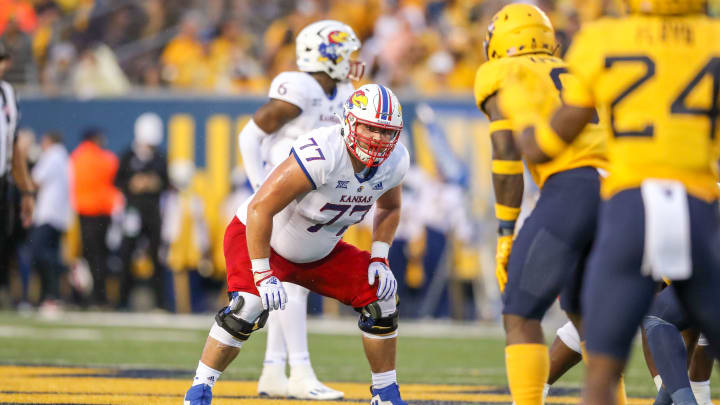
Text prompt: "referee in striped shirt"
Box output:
[[0, 42, 34, 247]]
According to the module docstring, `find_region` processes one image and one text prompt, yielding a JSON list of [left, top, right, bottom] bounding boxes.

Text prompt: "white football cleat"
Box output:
[[257, 364, 289, 397], [288, 364, 344, 400]]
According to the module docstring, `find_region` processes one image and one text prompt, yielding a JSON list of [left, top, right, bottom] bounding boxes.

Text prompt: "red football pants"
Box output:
[[224, 217, 378, 309]]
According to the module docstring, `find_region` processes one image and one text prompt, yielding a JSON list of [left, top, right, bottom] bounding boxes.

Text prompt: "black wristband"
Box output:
[[497, 220, 516, 236]]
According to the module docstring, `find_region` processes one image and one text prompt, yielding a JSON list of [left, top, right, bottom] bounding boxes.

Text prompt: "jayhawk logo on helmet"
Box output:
[[296, 20, 364, 81], [328, 30, 349, 44], [318, 30, 350, 64], [348, 89, 368, 109]]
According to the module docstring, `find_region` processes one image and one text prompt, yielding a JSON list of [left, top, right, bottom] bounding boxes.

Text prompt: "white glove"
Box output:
[[368, 258, 397, 301], [252, 259, 287, 311]]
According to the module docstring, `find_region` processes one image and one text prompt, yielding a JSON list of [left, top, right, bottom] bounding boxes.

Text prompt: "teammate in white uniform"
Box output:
[[237, 20, 361, 400], [184, 84, 410, 405]]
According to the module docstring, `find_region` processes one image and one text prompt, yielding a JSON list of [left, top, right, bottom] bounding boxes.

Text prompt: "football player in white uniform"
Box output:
[[237, 20, 362, 400], [184, 83, 410, 405]]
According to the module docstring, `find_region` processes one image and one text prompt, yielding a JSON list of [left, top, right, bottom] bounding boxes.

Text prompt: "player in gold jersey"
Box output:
[[498, 1, 720, 404], [473, 4, 617, 405]]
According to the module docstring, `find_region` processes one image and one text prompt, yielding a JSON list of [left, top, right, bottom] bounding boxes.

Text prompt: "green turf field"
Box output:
[[0, 311, 717, 404]]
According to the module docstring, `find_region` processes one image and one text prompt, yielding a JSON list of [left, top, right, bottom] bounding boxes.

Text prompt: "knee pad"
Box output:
[[214, 292, 268, 341], [642, 315, 674, 335], [556, 320, 582, 354], [356, 295, 398, 338], [647, 286, 691, 330], [698, 334, 709, 346]]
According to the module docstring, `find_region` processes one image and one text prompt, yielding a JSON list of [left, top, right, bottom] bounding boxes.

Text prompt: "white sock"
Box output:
[[289, 351, 311, 367], [264, 312, 288, 366], [192, 361, 221, 387], [372, 370, 397, 389], [263, 351, 287, 366], [690, 380, 712, 405], [280, 283, 311, 367], [654, 374, 663, 391], [542, 383, 550, 403]]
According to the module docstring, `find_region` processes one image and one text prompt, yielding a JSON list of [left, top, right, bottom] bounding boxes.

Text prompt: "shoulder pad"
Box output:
[[474, 59, 507, 113]]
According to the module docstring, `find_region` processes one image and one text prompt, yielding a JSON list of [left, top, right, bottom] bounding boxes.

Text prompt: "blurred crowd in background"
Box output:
[[3, 0, 720, 318], [3, 0, 719, 98], [0, 116, 489, 321]]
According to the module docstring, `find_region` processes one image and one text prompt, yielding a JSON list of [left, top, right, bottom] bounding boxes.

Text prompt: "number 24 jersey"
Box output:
[[236, 125, 410, 264], [562, 15, 720, 201]]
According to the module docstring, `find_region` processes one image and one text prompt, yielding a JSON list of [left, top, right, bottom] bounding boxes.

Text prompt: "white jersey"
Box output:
[[237, 125, 410, 263], [261, 71, 355, 170]]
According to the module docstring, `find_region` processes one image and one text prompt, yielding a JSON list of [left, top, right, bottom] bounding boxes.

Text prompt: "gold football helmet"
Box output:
[[483, 3, 556, 61]]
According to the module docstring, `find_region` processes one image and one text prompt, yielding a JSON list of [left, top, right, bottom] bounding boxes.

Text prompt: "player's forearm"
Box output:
[[492, 173, 523, 234], [515, 105, 594, 164], [11, 144, 35, 193], [245, 203, 273, 260], [489, 128, 524, 229], [516, 125, 554, 164], [492, 173, 523, 208], [238, 119, 269, 191], [372, 206, 400, 245], [492, 171, 523, 237]]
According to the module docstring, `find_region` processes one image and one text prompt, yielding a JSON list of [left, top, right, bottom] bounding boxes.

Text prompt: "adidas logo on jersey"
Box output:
[[320, 113, 340, 123]]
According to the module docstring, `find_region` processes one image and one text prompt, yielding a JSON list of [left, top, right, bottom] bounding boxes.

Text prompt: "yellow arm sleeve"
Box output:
[[489, 119, 513, 133], [492, 160, 524, 175], [495, 203, 521, 222]]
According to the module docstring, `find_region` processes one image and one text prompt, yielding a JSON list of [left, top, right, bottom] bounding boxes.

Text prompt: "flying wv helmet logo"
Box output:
[[318, 30, 349, 64], [347, 89, 368, 110]]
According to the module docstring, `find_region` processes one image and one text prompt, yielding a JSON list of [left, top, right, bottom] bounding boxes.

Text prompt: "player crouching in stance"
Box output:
[[184, 83, 410, 405], [243, 20, 361, 400]]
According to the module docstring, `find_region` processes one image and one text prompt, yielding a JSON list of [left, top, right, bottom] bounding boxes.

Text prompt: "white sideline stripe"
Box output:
[[0, 311, 506, 339], [0, 325, 196, 342], [0, 326, 101, 340]]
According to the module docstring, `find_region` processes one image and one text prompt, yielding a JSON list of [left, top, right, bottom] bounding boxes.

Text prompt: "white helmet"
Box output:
[[296, 20, 365, 81], [134, 112, 163, 147], [342, 84, 403, 167], [168, 159, 195, 189]]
